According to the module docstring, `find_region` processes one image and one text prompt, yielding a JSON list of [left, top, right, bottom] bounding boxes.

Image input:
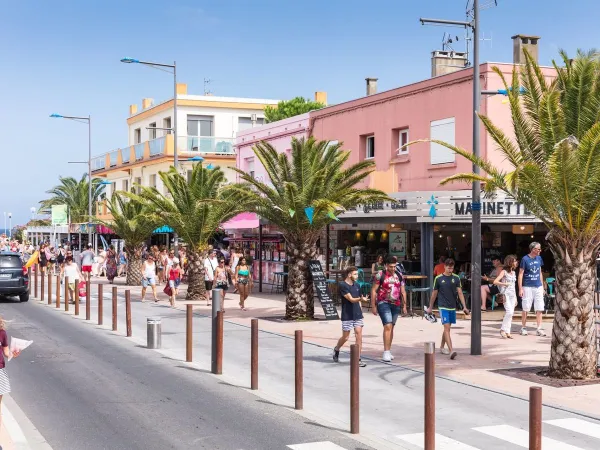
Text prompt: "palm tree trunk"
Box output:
[[126, 247, 143, 286], [286, 240, 316, 320], [547, 241, 598, 379], [186, 249, 206, 301]]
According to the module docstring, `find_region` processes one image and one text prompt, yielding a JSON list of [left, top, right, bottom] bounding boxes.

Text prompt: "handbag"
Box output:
[[163, 283, 172, 296]]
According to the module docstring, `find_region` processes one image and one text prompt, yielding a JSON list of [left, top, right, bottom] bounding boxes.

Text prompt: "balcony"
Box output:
[[91, 135, 236, 173]]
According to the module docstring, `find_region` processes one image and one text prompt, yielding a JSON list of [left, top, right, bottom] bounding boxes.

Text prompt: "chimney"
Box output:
[[431, 51, 468, 77], [129, 104, 138, 116], [314, 91, 328, 105], [176, 83, 187, 95], [142, 98, 154, 110], [365, 78, 378, 96], [512, 34, 540, 64]]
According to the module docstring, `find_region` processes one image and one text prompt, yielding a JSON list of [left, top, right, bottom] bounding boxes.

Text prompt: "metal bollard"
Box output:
[[64, 276, 69, 312], [529, 387, 542, 450], [27, 267, 31, 294], [215, 311, 223, 375], [424, 342, 435, 450], [147, 317, 162, 349], [251, 319, 258, 390], [211, 289, 223, 373], [34, 264, 38, 298], [112, 286, 117, 331], [350, 344, 359, 434], [47, 273, 52, 305], [56, 275, 60, 308], [125, 290, 132, 337], [186, 304, 193, 362], [295, 330, 303, 410], [98, 284, 103, 325], [74, 278, 80, 316], [86, 281, 91, 321]]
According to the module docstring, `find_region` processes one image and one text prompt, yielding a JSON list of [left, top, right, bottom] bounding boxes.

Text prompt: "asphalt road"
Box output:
[[0, 298, 372, 450]]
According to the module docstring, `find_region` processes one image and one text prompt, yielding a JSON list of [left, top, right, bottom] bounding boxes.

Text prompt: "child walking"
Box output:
[[494, 254, 518, 339], [425, 258, 469, 359], [167, 259, 183, 308]]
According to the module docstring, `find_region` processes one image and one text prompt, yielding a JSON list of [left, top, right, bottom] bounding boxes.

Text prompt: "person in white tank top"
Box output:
[[62, 255, 83, 304], [494, 255, 519, 339]]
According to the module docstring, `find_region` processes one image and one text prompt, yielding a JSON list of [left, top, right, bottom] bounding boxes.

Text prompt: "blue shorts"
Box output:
[[377, 302, 401, 326], [440, 308, 456, 325], [142, 277, 156, 288]]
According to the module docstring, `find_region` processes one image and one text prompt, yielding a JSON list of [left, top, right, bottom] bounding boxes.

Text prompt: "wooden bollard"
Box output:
[[295, 330, 303, 410], [98, 284, 103, 325], [215, 311, 223, 374], [529, 387, 542, 450], [47, 273, 52, 305], [64, 276, 69, 312], [424, 342, 435, 450], [55, 275, 60, 308], [350, 344, 359, 434], [74, 278, 80, 316], [251, 319, 258, 390], [125, 290, 132, 337], [27, 267, 31, 293], [186, 305, 193, 362], [34, 264, 38, 298], [40, 270, 45, 302], [86, 281, 91, 320], [112, 286, 117, 331]]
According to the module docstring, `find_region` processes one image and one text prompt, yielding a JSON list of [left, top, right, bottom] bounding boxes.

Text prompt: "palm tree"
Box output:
[[229, 137, 389, 320], [434, 50, 600, 379], [100, 193, 159, 286], [39, 174, 106, 223], [130, 164, 243, 300]]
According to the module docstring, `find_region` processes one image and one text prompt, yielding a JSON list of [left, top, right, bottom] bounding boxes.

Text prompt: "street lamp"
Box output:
[[30, 207, 36, 220], [50, 113, 93, 247], [8, 213, 12, 239], [121, 56, 179, 252]]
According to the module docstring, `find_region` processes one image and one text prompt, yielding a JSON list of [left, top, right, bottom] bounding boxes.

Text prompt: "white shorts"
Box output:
[[522, 286, 544, 312], [342, 319, 364, 332]]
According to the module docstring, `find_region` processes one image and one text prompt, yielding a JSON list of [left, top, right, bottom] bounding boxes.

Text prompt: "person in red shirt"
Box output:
[[433, 256, 447, 276]]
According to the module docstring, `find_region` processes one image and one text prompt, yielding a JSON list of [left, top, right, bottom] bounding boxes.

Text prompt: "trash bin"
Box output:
[[147, 317, 162, 349]]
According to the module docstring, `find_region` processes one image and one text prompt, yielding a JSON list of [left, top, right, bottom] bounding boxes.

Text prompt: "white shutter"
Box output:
[[430, 118, 456, 165]]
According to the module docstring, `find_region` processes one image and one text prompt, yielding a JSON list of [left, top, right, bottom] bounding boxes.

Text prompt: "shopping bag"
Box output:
[[163, 283, 172, 296], [8, 337, 33, 361], [78, 281, 87, 298]]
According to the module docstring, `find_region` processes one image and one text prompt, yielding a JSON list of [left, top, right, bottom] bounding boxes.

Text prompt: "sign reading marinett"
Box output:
[[308, 260, 340, 320], [453, 200, 533, 217]]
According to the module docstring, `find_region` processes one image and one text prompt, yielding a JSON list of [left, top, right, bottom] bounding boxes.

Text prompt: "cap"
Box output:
[[87, 243, 93, 248], [173, 257, 180, 264]]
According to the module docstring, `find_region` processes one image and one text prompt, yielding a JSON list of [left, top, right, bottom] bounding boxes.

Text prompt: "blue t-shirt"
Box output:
[[520, 255, 543, 287]]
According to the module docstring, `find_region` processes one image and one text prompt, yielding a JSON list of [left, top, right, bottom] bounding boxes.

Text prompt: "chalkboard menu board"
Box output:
[[308, 260, 340, 320]]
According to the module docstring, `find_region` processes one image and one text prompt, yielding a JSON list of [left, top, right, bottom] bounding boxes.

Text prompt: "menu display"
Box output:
[[308, 260, 340, 320]]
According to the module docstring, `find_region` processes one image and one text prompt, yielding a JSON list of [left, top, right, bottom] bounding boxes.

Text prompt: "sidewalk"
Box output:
[[86, 276, 600, 419]]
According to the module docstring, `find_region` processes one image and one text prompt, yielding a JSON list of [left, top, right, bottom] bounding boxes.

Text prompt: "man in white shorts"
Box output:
[[518, 242, 546, 336], [333, 266, 367, 367]]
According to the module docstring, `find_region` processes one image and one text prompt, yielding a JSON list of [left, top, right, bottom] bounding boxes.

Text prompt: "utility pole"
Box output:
[[420, 0, 483, 355]]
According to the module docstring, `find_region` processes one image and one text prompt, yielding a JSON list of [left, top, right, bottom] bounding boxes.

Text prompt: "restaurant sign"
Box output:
[[453, 200, 532, 217], [348, 200, 408, 214]]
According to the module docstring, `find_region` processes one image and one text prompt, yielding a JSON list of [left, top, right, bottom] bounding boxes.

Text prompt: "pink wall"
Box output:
[[235, 113, 310, 183]]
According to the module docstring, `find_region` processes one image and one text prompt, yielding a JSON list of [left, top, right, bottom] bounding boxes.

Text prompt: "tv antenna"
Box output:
[[203, 78, 213, 95]]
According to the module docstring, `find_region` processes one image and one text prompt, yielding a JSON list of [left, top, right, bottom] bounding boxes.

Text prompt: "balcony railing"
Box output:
[[120, 147, 131, 163], [109, 150, 119, 167], [134, 142, 145, 160], [92, 156, 106, 170], [149, 136, 166, 156], [183, 136, 235, 154]]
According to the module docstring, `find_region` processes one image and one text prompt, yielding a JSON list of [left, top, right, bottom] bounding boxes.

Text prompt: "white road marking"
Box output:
[[287, 442, 347, 450], [474, 424, 585, 450], [545, 418, 600, 439], [396, 432, 481, 449]]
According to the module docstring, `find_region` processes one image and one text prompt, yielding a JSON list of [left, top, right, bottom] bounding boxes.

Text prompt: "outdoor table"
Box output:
[[403, 274, 429, 317]]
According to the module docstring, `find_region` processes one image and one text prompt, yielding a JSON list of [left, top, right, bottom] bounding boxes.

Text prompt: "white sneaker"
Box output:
[[390, 353, 395, 360], [536, 328, 546, 337], [441, 348, 450, 355], [520, 328, 528, 336], [382, 351, 392, 362]]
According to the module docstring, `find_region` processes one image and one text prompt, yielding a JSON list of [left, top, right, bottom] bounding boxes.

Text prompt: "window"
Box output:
[[187, 115, 213, 136], [149, 174, 157, 188], [397, 129, 409, 154], [122, 179, 129, 192], [135, 177, 142, 186], [134, 128, 141, 144], [149, 122, 157, 140], [163, 117, 172, 135], [366, 135, 375, 159], [430, 118, 455, 164], [238, 117, 265, 132], [246, 158, 255, 179]]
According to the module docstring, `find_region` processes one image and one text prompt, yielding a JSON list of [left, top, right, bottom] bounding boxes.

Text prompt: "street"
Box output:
[[1, 290, 600, 449]]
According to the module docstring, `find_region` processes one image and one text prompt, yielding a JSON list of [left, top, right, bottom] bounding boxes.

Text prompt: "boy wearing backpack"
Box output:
[[370, 256, 407, 362]]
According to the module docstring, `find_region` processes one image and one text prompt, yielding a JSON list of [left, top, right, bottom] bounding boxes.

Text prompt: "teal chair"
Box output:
[[357, 269, 372, 297], [546, 277, 556, 313]]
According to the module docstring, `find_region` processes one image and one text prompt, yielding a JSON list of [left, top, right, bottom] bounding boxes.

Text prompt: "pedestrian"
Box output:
[[38, 243, 48, 275], [105, 245, 118, 283], [433, 256, 447, 276], [117, 249, 127, 277], [63, 253, 83, 303], [370, 256, 407, 362], [47, 246, 57, 275], [234, 256, 251, 310], [230, 246, 241, 293], [204, 249, 218, 306], [481, 256, 503, 311], [213, 258, 232, 312], [79, 243, 95, 282], [167, 258, 182, 308], [425, 258, 470, 360], [141, 255, 159, 302], [157, 248, 167, 283], [333, 266, 368, 367], [518, 242, 547, 337], [371, 254, 385, 281], [0, 315, 21, 432], [494, 254, 518, 339]]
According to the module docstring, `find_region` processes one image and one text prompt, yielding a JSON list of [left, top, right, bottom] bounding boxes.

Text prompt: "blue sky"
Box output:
[[1, 0, 599, 225]]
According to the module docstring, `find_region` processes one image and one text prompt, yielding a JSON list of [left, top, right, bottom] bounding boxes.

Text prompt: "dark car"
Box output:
[[0, 252, 29, 302]]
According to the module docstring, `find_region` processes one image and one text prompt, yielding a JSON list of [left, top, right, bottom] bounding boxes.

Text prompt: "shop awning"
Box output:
[[221, 213, 259, 230], [153, 225, 173, 233]]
